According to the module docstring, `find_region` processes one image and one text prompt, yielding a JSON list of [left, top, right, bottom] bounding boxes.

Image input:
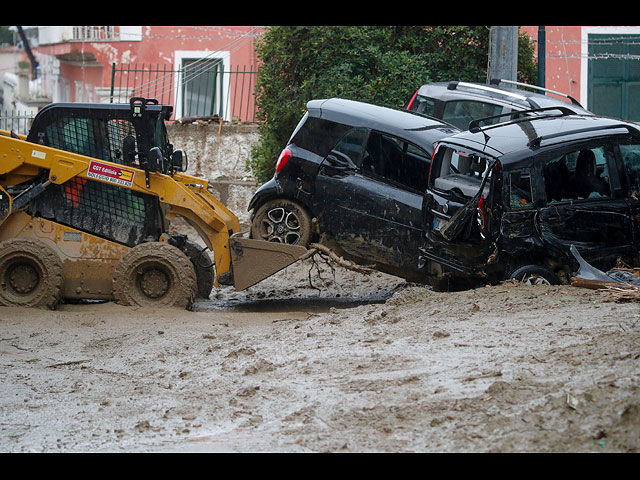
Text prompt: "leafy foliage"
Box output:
[[0, 26, 13, 45], [249, 26, 537, 183]]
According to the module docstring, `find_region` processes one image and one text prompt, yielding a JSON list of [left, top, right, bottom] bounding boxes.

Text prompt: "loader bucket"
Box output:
[[229, 235, 308, 290]]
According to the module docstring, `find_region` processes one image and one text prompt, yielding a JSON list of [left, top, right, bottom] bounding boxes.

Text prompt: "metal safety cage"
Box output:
[[24, 104, 164, 246]]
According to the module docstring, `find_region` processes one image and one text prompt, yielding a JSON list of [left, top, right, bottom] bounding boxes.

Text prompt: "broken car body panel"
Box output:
[[421, 112, 640, 287]]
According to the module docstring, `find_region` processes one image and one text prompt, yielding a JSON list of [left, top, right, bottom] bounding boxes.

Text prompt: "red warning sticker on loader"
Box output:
[[87, 160, 135, 187]]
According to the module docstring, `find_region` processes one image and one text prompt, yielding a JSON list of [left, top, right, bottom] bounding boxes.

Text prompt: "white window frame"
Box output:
[[173, 50, 231, 121]]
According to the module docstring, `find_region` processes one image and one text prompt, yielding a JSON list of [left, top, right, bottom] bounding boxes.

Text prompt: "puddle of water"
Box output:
[[193, 292, 393, 313]]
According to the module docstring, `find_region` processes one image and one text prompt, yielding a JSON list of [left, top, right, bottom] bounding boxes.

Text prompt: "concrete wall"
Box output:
[[166, 121, 261, 227]]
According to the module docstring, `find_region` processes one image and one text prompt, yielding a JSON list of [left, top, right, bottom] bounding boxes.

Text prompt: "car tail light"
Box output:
[[275, 148, 292, 172], [406, 89, 419, 110]]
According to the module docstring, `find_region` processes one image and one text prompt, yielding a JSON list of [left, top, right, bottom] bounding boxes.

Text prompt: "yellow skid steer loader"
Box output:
[[0, 98, 307, 309]]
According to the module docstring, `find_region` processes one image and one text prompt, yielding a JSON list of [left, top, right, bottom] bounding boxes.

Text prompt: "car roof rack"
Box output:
[[447, 81, 528, 102], [490, 78, 583, 107], [468, 106, 575, 133], [527, 123, 637, 149]]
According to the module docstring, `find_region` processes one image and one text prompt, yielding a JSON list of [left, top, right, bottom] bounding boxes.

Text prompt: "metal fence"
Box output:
[[0, 63, 260, 133], [0, 110, 34, 135], [72, 26, 120, 41], [109, 63, 259, 123]]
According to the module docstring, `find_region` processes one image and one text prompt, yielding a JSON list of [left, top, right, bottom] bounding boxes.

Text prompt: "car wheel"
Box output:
[[508, 265, 560, 286], [250, 199, 312, 247]]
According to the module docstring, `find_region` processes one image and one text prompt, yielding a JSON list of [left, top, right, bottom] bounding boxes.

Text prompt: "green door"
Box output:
[[588, 34, 640, 121]]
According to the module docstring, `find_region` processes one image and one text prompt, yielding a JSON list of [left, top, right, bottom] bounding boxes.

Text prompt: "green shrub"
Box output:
[[249, 26, 537, 183]]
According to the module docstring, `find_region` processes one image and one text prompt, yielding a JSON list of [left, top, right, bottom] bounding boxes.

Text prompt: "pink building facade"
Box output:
[[34, 26, 263, 121], [20, 26, 640, 123], [521, 26, 640, 120]]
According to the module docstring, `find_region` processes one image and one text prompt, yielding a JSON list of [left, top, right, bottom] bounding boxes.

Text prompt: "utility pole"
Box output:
[[538, 26, 546, 88], [16, 26, 39, 80], [489, 26, 518, 86]]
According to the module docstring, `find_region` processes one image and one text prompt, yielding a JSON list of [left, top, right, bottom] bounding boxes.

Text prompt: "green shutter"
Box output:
[[588, 34, 640, 121]]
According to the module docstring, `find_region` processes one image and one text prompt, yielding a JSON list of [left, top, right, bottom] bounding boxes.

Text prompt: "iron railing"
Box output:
[[109, 63, 259, 122], [0, 110, 34, 135], [72, 26, 120, 42], [0, 63, 260, 132]]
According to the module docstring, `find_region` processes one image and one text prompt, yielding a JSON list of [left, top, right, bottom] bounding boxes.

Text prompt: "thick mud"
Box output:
[[1, 252, 639, 453]]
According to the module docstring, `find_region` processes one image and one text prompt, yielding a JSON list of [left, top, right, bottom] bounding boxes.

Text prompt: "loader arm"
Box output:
[[0, 130, 240, 283]]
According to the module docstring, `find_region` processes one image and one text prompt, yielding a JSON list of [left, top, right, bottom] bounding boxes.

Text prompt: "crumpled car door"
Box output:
[[421, 149, 502, 275], [313, 129, 428, 277], [537, 143, 633, 271]]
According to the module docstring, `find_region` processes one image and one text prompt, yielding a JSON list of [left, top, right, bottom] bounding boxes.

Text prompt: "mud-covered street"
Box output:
[[1, 254, 639, 453]]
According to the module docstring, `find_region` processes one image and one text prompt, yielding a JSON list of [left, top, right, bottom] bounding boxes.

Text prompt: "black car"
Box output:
[[406, 79, 591, 131], [420, 108, 640, 290], [248, 98, 459, 280]]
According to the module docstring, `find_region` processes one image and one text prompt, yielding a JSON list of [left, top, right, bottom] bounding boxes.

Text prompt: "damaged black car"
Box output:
[[420, 107, 640, 290], [249, 98, 459, 281]]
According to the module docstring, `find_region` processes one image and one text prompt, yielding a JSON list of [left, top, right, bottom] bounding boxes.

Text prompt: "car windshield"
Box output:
[[430, 145, 492, 199], [441, 100, 504, 131]]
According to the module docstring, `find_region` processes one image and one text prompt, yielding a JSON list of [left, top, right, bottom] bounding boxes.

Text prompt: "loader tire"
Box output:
[[183, 240, 215, 299], [113, 242, 197, 309], [0, 238, 63, 309]]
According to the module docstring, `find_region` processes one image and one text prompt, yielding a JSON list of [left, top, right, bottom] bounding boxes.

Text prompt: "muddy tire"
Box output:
[[183, 240, 215, 299], [112, 242, 197, 309], [508, 265, 560, 286], [0, 238, 63, 309], [250, 198, 312, 247]]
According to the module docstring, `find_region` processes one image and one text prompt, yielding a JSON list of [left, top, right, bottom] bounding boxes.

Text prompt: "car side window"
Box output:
[[441, 100, 504, 130], [291, 116, 351, 158], [360, 131, 430, 192], [410, 95, 436, 116], [508, 170, 533, 209], [618, 142, 640, 199], [542, 145, 612, 203], [328, 127, 369, 167]]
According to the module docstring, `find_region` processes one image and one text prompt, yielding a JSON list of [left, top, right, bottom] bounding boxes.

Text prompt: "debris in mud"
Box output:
[[566, 393, 581, 411], [599, 285, 640, 303], [2, 253, 640, 453], [569, 244, 640, 302], [301, 243, 377, 276]]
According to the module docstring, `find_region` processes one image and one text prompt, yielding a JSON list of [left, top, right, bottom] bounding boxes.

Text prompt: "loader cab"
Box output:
[[27, 98, 175, 169], [25, 99, 177, 247]]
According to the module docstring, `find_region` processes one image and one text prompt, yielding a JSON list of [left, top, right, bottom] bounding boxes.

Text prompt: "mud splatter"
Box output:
[[0, 257, 639, 452]]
